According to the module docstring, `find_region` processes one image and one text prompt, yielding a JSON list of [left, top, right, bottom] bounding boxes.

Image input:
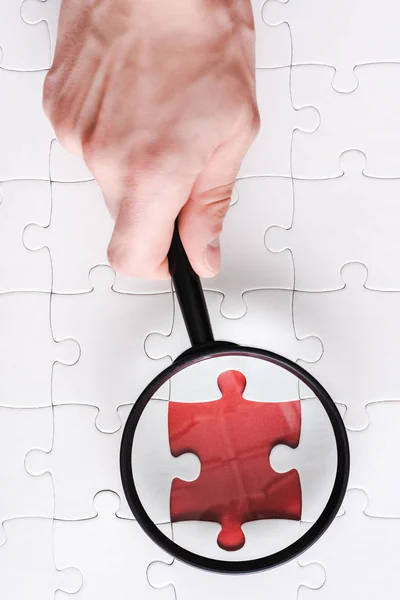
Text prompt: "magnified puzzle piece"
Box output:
[[169, 369, 301, 551]]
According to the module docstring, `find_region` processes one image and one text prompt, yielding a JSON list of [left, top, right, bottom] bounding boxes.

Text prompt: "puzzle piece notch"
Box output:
[[169, 369, 301, 552], [22, 0, 62, 63]]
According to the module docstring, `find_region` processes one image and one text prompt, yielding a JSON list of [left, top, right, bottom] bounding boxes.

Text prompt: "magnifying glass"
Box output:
[[120, 222, 349, 574]]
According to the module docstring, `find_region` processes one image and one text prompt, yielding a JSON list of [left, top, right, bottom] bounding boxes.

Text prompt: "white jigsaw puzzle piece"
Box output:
[[270, 398, 346, 522], [298, 489, 400, 600], [0, 292, 79, 408], [51, 265, 173, 433], [0, 69, 54, 180], [25, 404, 132, 520], [24, 180, 172, 294], [24, 180, 113, 294], [0, 407, 53, 544], [349, 402, 400, 517], [267, 149, 400, 291], [264, 0, 400, 92], [205, 176, 294, 317], [0, 0, 50, 69], [238, 67, 319, 178], [54, 492, 175, 600], [0, 517, 82, 600], [291, 63, 400, 178], [0, 180, 51, 293], [294, 262, 400, 430], [21, 0, 62, 64]]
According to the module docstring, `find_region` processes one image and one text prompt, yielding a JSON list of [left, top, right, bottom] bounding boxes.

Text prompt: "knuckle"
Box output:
[[107, 243, 132, 277], [245, 102, 261, 138], [208, 196, 231, 223]]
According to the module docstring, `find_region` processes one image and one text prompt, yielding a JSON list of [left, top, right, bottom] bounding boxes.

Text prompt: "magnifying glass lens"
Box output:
[[129, 352, 339, 563]]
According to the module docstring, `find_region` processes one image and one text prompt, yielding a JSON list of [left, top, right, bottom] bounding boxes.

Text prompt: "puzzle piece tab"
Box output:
[[169, 369, 301, 551]]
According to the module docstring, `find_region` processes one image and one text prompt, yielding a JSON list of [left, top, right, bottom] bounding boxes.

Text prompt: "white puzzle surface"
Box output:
[[2, 0, 400, 598]]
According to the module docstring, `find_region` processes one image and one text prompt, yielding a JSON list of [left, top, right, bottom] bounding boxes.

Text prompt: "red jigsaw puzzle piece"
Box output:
[[169, 369, 301, 551]]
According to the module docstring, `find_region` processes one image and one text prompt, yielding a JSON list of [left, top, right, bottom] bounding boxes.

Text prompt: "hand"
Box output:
[[44, 0, 259, 279]]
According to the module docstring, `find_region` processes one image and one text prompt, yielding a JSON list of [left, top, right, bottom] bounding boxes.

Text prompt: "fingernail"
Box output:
[[204, 237, 220, 275]]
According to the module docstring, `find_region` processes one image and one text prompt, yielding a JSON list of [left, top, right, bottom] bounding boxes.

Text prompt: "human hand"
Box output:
[[43, 0, 259, 279]]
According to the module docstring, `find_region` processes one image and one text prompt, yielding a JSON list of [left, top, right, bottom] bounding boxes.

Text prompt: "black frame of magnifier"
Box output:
[[120, 223, 350, 574]]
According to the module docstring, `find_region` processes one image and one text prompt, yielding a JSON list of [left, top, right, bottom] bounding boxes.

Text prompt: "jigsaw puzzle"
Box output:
[[2, 0, 400, 598]]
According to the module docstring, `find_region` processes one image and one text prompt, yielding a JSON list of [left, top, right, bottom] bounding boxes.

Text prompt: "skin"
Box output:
[[44, 0, 259, 279]]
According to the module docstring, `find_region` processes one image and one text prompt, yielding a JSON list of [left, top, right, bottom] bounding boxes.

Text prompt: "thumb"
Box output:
[[106, 167, 196, 279], [178, 141, 244, 278]]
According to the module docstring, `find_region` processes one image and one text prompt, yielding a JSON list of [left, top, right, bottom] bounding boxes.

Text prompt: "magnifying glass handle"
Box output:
[[168, 221, 215, 347]]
